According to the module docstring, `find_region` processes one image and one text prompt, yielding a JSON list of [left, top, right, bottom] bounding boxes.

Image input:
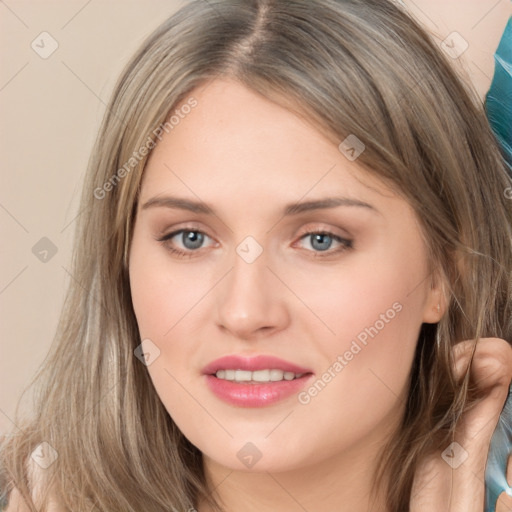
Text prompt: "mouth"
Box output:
[[202, 354, 314, 407]]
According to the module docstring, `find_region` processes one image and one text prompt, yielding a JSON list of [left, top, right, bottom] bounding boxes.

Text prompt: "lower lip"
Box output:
[[204, 374, 313, 407]]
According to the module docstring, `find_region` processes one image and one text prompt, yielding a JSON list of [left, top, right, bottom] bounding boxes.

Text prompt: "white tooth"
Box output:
[[214, 369, 303, 382], [252, 369, 271, 382], [235, 370, 252, 381], [269, 369, 285, 381]]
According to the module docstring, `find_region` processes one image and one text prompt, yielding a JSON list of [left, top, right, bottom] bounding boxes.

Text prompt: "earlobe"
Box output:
[[422, 301, 442, 324], [422, 275, 447, 324]]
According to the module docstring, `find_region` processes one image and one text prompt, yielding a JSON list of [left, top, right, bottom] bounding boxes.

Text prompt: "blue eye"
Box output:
[[157, 228, 353, 258], [157, 229, 212, 257], [298, 231, 353, 255]]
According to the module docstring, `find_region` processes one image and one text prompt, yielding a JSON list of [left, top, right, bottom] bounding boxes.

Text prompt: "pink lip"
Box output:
[[202, 355, 314, 408], [201, 354, 312, 375]]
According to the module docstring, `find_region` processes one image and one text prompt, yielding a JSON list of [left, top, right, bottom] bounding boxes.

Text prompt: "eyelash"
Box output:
[[156, 226, 353, 259]]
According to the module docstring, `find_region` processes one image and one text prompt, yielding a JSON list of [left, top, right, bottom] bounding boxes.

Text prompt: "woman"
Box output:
[[1, 1, 511, 511]]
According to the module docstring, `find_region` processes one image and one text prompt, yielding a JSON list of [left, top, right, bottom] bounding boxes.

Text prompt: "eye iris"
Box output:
[[311, 233, 332, 251], [182, 230, 204, 250]]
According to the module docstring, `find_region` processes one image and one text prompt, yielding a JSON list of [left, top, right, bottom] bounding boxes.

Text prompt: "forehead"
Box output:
[[140, 78, 395, 212]]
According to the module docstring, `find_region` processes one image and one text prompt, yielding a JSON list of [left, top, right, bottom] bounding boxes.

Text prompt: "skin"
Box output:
[[7, 64, 512, 512], [128, 78, 447, 512], [129, 5, 512, 510], [412, 338, 512, 512], [6, 5, 512, 512], [405, 2, 512, 509], [402, 0, 511, 101]]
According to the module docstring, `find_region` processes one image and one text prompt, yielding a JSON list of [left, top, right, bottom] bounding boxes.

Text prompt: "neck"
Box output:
[[198, 432, 392, 512]]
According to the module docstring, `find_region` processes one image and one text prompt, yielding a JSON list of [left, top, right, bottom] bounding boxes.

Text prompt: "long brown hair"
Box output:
[[2, 1, 511, 510]]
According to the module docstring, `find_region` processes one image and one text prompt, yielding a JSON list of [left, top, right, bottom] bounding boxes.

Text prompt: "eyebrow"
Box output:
[[141, 195, 378, 216]]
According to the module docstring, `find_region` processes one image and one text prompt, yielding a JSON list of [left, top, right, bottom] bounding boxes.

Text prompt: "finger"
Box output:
[[496, 453, 512, 512], [451, 339, 474, 380], [453, 338, 512, 441], [470, 338, 512, 397], [496, 493, 512, 512], [412, 339, 512, 512], [448, 340, 512, 511], [452, 338, 512, 393]]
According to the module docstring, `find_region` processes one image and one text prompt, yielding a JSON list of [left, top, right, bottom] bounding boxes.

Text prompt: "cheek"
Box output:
[[128, 234, 217, 397], [288, 243, 429, 410], [129, 235, 206, 339], [129, 241, 204, 427], [288, 248, 428, 355]]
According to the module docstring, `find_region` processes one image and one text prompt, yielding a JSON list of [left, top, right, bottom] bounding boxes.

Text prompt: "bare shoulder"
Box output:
[[402, 0, 512, 101], [4, 463, 65, 512], [4, 485, 66, 512], [4, 486, 32, 512]]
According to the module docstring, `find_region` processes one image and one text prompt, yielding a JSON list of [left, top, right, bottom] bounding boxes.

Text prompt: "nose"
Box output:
[[215, 244, 290, 340]]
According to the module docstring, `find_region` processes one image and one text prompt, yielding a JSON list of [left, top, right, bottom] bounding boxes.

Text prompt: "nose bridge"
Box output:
[[215, 235, 289, 337]]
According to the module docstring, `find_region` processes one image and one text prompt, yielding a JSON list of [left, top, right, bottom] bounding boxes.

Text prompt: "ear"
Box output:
[[421, 270, 448, 324]]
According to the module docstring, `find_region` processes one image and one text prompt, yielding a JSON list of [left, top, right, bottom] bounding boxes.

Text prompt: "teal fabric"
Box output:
[[485, 17, 512, 168], [0, 14, 510, 512], [484, 15, 512, 512]]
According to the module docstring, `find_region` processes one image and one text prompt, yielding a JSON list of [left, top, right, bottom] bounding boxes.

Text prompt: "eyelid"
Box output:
[[156, 223, 217, 245], [156, 223, 354, 258], [293, 228, 353, 255], [295, 223, 352, 241]]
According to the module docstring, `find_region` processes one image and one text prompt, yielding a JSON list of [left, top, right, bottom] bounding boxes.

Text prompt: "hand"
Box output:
[[410, 337, 512, 512]]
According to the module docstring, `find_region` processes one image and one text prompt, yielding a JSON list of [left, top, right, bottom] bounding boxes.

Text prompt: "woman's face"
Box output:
[[129, 78, 443, 473]]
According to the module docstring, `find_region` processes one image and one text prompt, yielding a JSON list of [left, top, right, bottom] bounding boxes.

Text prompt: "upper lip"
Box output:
[[202, 355, 313, 375]]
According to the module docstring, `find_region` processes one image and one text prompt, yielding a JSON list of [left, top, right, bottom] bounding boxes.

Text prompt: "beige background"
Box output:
[[1, 0, 510, 436]]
